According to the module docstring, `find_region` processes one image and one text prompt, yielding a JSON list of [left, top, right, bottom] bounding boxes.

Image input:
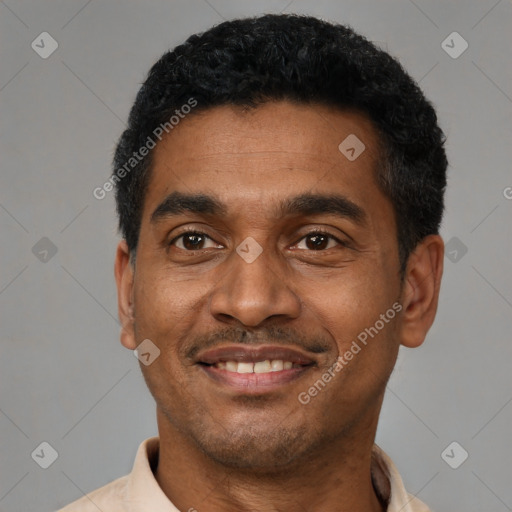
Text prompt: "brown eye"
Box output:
[[170, 231, 220, 251], [305, 233, 330, 250], [294, 231, 347, 251], [182, 233, 205, 250]]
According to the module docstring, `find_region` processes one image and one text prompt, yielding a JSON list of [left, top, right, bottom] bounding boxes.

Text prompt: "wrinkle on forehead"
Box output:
[[152, 101, 381, 164]]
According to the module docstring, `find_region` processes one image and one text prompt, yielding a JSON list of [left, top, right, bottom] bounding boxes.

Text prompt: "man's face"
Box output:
[[122, 102, 405, 469]]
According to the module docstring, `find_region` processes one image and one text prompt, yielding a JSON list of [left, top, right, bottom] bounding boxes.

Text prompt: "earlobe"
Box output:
[[398, 235, 444, 348], [114, 240, 137, 350]]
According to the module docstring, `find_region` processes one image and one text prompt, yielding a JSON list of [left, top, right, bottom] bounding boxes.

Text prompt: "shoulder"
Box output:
[[405, 493, 433, 512], [56, 474, 129, 511], [372, 444, 433, 512]]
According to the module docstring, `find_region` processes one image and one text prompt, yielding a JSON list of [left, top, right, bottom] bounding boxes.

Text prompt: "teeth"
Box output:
[[254, 360, 271, 373], [270, 360, 283, 371], [213, 360, 297, 373], [225, 361, 238, 372], [237, 362, 254, 373]]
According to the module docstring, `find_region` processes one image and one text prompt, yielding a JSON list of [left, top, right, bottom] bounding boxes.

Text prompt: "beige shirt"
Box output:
[[57, 437, 430, 512]]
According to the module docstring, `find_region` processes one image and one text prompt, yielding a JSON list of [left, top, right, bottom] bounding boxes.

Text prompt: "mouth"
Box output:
[[196, 345, 317, 393]]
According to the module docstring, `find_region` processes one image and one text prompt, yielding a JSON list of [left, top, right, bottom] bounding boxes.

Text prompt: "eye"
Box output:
[[169, 231, 221, 251], [294, 231, 347, 251]]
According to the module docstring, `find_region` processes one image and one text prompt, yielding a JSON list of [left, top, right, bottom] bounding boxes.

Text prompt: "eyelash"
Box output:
[[169, 229, 349, 251]]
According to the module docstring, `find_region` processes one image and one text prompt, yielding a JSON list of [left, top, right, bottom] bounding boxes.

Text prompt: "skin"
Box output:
[[115, 101, 444, 512]]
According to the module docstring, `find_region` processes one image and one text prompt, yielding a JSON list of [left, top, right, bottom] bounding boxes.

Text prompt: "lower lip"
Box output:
[[199, 364, 313, 394]]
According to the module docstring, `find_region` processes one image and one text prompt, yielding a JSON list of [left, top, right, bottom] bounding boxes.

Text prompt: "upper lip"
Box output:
[[196, 345, 316, 366]]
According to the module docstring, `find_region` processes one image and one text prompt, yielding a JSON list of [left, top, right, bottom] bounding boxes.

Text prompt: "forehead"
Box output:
[[143, 101, 387, 222]]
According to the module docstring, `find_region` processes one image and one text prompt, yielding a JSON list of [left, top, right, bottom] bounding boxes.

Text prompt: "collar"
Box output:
[[126, 437, 429, 512]]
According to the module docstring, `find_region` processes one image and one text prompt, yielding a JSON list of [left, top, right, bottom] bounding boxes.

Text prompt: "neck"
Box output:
[[154, 409, 386, 512]]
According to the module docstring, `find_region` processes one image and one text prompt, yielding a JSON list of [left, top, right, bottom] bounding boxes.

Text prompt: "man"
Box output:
[[59, 13, 446, 512]]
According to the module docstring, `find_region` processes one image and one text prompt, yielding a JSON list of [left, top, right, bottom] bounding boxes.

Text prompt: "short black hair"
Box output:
[[112, 13, 447, 274]]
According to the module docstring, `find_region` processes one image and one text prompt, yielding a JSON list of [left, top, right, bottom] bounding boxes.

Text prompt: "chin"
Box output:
[[192, 420, 312, 471]]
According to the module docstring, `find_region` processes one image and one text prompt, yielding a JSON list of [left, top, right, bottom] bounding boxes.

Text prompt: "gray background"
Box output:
[[1, 1, 511, 511]]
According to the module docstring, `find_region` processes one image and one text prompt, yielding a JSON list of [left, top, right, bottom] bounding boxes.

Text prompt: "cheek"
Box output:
[[306, 284, 399, 413], [131, 271, 213, 387], [134, 268, 208, 333], [300, 261, 395, 330], [297, 263, 400, 386], [133, 272, 205, 404]]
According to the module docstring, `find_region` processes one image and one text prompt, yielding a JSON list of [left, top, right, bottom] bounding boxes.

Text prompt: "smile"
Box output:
[[195, 345, 317, 392], [213, 359, 297, 373]]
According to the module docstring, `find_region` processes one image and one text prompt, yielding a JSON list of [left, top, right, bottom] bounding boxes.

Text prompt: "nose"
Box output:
[[209, 243, 301, 328]]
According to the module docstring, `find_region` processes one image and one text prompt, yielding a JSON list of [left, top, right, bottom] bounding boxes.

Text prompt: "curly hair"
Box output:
[[112, 13, 447, 275]]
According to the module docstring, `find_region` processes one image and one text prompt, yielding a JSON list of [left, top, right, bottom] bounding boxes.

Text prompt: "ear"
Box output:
[[114, 240, 137, 350], [398, 234, 444, 348]]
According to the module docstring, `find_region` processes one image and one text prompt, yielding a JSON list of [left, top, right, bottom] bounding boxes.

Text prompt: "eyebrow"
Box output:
[[150, 191, 366, 225]]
